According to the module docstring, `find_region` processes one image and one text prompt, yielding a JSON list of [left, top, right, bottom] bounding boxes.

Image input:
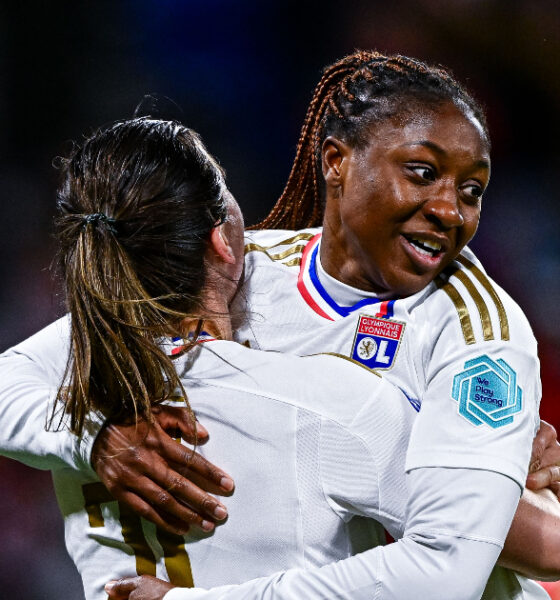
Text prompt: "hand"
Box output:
[[92, 405, 234, 535], [105, 576, 174, 600], [527, 420, 560, 498]]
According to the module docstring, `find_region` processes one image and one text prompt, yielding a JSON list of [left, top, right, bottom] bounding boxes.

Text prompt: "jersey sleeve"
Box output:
[[161, 467, 520, 600], [406, 264, 541, 489], [0, 316, 100, 472]]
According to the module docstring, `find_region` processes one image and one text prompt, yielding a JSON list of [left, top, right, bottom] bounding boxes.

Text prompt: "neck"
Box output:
[[320, 212, 394, 298], [187, 284, 233, 341]]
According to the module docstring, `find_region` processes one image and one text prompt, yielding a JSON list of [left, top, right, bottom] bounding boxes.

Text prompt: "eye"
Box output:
[[407, 164, 436, 182], [461, 182, 485, 202]]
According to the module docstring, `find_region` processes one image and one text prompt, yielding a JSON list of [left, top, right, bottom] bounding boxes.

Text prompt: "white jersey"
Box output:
[[0, 332, 530, 600], [0, 228, 545, 599], [228, 228, 544, 599]]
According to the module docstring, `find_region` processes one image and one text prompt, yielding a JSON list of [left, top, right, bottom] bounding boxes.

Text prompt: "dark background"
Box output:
[[1, 1, 559, 597]]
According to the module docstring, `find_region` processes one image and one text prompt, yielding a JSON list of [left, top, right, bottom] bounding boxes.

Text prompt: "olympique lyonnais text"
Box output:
[[358, 317, 403, 339]]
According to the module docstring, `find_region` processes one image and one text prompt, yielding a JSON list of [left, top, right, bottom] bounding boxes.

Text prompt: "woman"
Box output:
[[0, 53, 556, 596]]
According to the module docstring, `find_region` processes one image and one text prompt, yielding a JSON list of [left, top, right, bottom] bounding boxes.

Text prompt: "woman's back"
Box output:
[[53, 340, 413, 599]]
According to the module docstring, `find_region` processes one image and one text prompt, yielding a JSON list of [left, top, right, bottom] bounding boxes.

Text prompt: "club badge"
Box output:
[[351, 314, 405, 370]]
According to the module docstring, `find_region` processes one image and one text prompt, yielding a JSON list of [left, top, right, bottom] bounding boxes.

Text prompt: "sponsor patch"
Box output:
[[350, 315, 405, 370], [452, 355, 522, 429]]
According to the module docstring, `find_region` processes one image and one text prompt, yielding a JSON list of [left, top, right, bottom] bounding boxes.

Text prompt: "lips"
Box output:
[[401, 232, 450, 270]]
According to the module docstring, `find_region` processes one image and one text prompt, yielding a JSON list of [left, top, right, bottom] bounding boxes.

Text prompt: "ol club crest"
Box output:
[[351, 314, 405, 370]]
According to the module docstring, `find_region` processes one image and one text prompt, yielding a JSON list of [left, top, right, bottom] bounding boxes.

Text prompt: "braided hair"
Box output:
[[253, 51, 488, 230]]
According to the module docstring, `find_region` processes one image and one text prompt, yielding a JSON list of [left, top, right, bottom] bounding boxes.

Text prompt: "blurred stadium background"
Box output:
[[1, 1, 559, 597]]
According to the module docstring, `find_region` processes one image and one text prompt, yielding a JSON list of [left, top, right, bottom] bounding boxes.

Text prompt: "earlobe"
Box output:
[[322, 136, 350, 187], [209, 225, 236, 264]]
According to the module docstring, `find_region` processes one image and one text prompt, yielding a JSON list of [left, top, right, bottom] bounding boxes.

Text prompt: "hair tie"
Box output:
[[82, 212, 117, 233]]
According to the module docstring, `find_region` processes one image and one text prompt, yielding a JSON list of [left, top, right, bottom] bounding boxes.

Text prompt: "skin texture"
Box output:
[[91, 407, 232, 535], [320, 101, 490, 298]]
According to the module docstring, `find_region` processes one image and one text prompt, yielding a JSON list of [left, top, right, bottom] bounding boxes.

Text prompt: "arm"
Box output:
[[498, 420, 560, 580], [106, 467, 521, 600], [0, 318, 234, 533], [501, 488, 560, 581], [0, 317, 96, 471]]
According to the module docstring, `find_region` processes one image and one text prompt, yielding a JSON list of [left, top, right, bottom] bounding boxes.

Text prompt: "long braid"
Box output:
[[251, 51, 487, 231]]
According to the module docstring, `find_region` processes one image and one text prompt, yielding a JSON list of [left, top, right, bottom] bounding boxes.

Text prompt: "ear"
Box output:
[[321, 136, 352, 188], [209, 224, 236, 265]]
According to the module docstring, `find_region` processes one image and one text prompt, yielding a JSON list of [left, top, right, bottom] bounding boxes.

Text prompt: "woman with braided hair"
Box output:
[[0, 52, 558, 599], [104, 51, 557, 598]]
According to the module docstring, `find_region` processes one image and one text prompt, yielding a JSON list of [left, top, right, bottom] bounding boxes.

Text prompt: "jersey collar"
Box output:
[[297, 233, 396, 321]]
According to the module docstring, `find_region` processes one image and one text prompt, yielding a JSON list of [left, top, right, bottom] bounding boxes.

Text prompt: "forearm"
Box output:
[[500, 488, 560, 581], [0, 347, 99, 471], [162, 533, 500, 600]]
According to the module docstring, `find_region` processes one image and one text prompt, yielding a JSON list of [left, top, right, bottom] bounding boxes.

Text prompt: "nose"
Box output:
[[422, 189, 464, 230]]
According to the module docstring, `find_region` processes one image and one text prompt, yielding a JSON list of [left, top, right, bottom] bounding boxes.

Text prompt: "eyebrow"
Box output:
[[401, 140, 490, 170]]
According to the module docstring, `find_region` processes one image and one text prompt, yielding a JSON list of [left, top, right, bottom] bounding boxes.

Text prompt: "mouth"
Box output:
[[401, 233, 449, 268]]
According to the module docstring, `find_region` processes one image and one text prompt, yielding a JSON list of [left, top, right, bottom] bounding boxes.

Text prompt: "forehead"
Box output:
[[366, 100, 490, 159]]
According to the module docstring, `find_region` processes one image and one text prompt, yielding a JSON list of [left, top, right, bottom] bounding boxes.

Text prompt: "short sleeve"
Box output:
[[405, 277, 541, 489]]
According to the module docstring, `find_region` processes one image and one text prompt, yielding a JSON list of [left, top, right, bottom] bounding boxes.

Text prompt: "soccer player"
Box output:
[[1, 53, 558, 597]]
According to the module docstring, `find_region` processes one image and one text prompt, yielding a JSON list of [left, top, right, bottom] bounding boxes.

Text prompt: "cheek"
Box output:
[[462, 207, 481, 243]]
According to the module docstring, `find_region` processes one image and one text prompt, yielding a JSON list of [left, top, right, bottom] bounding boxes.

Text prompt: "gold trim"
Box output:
[[453, 270, 494, 341], [158, 530, 195, 587], [283, 257, 302, 268], [457, 255, 510, 341], [244, 243, 307, 262], [252, 232, 315, 248], [435, 277, 476, 345], [306, 352, 382, 377], [244, 232, 314, 257]]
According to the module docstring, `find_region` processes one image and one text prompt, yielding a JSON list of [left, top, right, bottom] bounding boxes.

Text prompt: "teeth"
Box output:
[[408, 236, 442, 255]]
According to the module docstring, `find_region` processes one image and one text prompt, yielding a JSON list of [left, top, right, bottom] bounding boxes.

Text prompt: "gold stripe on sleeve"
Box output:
[[435, 277, 476, 345], [453, 269, 494, 341], [457, 255, 510, 341]]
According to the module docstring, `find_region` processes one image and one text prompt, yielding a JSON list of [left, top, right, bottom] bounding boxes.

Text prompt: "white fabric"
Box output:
[[235, 229, 541, 490]]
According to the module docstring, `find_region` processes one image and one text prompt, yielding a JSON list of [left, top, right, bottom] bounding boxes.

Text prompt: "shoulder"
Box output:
[[243, 228, 321, 269], [427, 247, 536, 352], [191, 341, 411, 428]]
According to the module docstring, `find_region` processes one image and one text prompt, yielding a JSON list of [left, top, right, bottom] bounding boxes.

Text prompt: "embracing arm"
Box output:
[[106, 468, 520, 600], [500, 421, 560, 580], [501, 487, 560, 581]]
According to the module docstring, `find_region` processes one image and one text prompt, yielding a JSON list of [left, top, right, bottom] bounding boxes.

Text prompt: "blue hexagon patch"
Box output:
[[452, 355, 522, 429]]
